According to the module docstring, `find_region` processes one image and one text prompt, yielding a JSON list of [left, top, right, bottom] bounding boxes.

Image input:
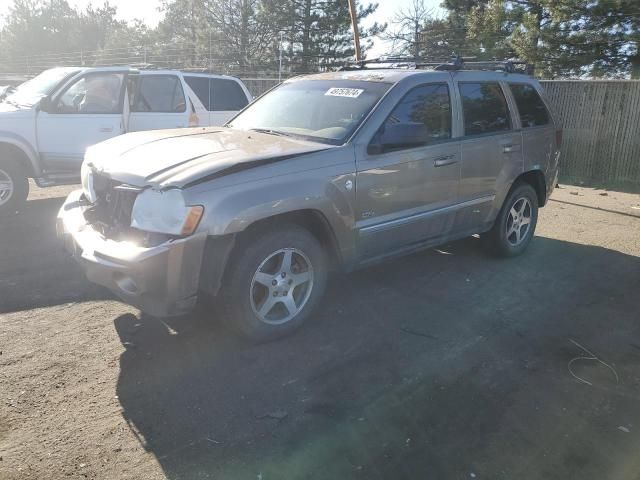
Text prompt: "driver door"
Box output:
[[36, 72, 126, 172], [355, 82, 461, 259]]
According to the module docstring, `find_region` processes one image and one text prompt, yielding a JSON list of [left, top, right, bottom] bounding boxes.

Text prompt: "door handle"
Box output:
[[502, 144, 521, 153], [99, 126, 113, 133], [433, 154, 458, 167]]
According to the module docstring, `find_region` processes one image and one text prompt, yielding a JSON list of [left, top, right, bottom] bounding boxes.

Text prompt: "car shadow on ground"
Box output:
[[0, 196, 109, 314], [114, 236, 640, 480]]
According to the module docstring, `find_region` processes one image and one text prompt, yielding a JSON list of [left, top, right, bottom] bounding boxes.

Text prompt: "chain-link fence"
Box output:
[[0, 41, 348, 80]]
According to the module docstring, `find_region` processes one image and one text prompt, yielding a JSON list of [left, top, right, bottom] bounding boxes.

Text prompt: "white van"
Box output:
[[0, 66, 252, 214]]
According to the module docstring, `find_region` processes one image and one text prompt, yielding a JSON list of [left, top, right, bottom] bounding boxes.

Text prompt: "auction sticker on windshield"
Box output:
[[325, 87, 364, 98]]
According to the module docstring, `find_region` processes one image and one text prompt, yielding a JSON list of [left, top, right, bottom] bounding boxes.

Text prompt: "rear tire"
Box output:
[[220, 224, 328, 342], [0, 158, 29, 217], [483, 182, 538, 257]]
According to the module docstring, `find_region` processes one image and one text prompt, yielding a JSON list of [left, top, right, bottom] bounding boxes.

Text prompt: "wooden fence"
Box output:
[[541, 80, 640, 189], [240, 78, 640, 189]]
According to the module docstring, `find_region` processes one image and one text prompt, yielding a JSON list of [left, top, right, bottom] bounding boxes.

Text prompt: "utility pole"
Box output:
[[278, 31, 284, 83], [347, 0, 362, 62]]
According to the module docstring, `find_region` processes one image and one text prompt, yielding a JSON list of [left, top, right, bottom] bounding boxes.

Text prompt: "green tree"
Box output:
[[455, 0, 639, 78], [278, 0, 384, 71], [382, 0, 434, 58], [0, 0, 154, 72]]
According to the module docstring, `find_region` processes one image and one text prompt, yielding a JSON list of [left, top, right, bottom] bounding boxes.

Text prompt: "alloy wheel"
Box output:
[[0, 168, 14, 206], [250, 248, 315, 325], [505, 197, 532, 246]]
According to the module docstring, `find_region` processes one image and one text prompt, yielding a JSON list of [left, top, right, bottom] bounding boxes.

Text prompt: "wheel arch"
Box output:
[[201, 208, 343, 299], [514, 169, 547, 207], [239, 209, 342, 268], [0, 134, 40, 178]]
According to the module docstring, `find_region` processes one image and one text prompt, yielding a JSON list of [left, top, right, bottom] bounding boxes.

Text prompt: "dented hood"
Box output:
[[84, 127, 332, 188]]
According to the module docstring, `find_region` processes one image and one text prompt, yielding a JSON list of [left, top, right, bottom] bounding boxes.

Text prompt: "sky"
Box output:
[[0, 0, 445, 56]]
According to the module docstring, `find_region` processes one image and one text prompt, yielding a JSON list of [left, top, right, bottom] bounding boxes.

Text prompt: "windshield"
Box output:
[[4, 68, 80, 106], [228, 79, 392, 145]]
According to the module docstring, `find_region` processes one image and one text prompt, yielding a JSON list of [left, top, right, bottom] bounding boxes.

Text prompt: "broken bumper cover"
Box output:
[[57, 190, 207, 317]]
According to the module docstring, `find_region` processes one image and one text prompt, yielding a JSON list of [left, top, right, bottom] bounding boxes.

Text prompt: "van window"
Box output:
[[211, 79, 248, 111], [131, 75, 186, 113], [184, 76, 211, 110], [459, 82, 511, 136], [381, 83, 452, 151], [509, 83, 550, 128]]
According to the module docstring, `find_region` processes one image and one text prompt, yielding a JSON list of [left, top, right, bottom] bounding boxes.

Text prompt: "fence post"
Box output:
[[279, 31, 283, 83]]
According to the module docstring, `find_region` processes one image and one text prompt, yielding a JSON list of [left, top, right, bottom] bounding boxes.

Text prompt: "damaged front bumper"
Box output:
[[56, 190, 207, 316]]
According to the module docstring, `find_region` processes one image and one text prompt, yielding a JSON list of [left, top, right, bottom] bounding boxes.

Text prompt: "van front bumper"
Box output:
[[56, 190, 207, 317]]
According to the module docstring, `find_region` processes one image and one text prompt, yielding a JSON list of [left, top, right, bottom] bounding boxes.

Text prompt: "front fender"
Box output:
[[188, 163, 357, 265]]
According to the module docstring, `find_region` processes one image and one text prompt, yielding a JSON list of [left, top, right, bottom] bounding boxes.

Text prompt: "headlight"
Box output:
[[131, 188, 204, 236], [80, 160, 97, 204]]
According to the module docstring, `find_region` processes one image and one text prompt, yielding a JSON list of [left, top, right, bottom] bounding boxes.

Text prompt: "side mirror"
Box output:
[[39, 97, 53, 113], [367, 123, 429, 155]]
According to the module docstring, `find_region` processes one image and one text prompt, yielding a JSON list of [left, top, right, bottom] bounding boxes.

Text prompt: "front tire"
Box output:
[[484, 182, 539, 257], [0, 158, 29, 217], [220, 224, 328, 342]]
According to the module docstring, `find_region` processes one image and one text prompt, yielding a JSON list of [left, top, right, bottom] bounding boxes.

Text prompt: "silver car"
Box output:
[[58, 64, 561, 341]]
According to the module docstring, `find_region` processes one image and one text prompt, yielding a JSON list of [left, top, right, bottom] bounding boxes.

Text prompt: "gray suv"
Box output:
[[57, 62, 561, 341]]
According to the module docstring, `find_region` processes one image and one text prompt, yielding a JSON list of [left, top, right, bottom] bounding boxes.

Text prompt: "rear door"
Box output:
[[127, 73, 189, 132], [36, 71, 126, 172], [455, 79, 523, 231], [355, 81, 461, 259], [507, 82, 556, 175]]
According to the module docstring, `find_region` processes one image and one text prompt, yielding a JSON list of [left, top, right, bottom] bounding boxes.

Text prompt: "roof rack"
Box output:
[[340, 55, 534, 76]]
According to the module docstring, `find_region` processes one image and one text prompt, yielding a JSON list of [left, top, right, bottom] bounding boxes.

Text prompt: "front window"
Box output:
[[377, 83, 452, 151], [56, 73, 124, 114], [3, 68, 79, 106], [228, 80, 392, 145]]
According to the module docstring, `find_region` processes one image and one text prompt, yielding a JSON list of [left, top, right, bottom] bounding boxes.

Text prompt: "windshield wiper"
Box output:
[[249, 128, 292, 137]]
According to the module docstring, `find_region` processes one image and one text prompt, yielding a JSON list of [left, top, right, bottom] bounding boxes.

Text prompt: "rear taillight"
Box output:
[[555, 128, 563, 147]]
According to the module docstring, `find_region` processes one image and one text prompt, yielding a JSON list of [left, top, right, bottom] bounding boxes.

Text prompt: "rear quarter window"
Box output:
[[459, 82, 511, 136], [211, 78, 248, 111], [509, 83, 550, 128]]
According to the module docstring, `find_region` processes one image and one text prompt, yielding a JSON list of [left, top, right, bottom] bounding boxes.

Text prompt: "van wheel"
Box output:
[[221, 224, 328, 342], [484, 182, 538, 257], [0, 159, 29, 217]]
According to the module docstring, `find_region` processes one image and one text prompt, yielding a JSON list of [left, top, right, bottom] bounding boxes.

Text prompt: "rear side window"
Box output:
[[131, 75, 186, 113], [185, 76, 211, 110], [381, 83, 452, 150], [211, 79, 248, 111], [459, 82, 511, 136], [510, 83, 550, 127]]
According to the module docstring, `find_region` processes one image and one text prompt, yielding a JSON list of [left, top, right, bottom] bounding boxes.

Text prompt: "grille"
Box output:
[[85, 174, 141, 238]]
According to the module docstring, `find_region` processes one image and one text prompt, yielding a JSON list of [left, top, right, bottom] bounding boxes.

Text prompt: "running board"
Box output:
[[35, 173, 80, 188]]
